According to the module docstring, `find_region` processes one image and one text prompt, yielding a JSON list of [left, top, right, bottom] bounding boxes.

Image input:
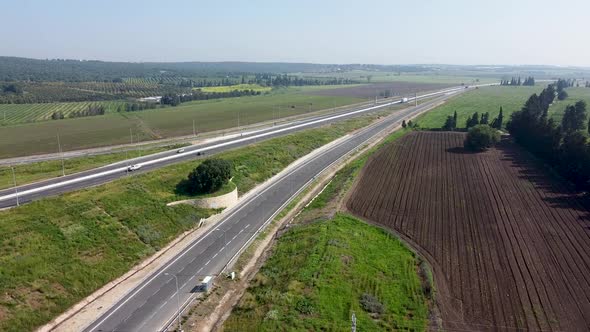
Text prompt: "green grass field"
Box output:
[[223, 214, 428, 331], [199, 84, 272, 93], [0, 113, 381, 332], [0, 101, 125, 125], [414, 85, 545, 129], [0, 88, 363, 158], [548, 87, 590, 121]]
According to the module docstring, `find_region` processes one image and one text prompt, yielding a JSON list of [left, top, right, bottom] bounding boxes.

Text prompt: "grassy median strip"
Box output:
[[0, 112, 382, 331]]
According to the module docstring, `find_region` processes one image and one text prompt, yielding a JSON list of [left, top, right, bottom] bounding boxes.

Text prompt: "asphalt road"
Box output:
[[0, 86, 467, 209], [77, 88, 470, 332]]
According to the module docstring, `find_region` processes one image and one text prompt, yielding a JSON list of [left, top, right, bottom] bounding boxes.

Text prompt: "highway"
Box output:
[[0, 86, 469, 209], [76, 87, 473, 332]]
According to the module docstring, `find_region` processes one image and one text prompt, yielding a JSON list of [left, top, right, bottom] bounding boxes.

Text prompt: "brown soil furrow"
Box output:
[[346, 131, 590, 331]]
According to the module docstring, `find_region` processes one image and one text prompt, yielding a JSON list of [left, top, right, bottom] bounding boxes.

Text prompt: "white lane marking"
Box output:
[[169, 293, 176, 300], [245, 224, 250, 228], [205, 260, 210, 266], [0, 85, 484, 203], [227, 239, 232, 245], [212, 252, 218, 259], [158, 300, 168, 310], [197, 267, 203, 274], [232, 235, 237, 240]]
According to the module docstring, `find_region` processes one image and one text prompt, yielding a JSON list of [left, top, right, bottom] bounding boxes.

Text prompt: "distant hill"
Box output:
[[0, 57, 433, 82]]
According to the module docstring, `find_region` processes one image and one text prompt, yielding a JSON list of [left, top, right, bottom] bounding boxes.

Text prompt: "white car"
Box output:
[[177, 148, 185, 153], [127, 164, 142, 172]]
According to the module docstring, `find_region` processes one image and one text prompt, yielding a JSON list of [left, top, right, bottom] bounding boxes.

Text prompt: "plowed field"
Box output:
[[346, 131, 590, 331]]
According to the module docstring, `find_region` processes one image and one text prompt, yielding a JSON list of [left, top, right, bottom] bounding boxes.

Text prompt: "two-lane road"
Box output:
[[80, 89, 474, 332]]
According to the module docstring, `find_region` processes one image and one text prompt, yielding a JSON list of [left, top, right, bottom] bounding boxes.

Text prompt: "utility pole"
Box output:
[[415, 92, 418, 107], [11, 166, 19, 206], [57, 132, 65, 177], [193, 119, 196, 136], [165, 273, 183, 332]]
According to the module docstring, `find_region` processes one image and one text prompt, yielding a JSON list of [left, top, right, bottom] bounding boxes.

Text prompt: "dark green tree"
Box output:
[[463, 125, 501, 152], [186, 159, 233, 194], [466, 112, 480, 128], [491, 107, 504, 129], [401, 120, 407, 128], [561, 101, 587, 134], [558, 90, 568, 101], [443, 115, 456, 130]]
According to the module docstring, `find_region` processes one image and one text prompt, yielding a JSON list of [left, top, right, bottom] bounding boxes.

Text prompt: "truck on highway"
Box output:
[[401, 97, 409, 103]]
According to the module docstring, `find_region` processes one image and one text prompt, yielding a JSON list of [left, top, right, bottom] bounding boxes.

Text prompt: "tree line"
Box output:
[[442, 108, 504, 131], [500, 76, 535, 86], [51, 104, 106, 120], [506, 82, 590, 188]]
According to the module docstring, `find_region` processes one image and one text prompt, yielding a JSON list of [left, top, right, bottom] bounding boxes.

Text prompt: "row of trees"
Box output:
[[117, 102, 161, 112], [500, 77, 535, 86], [442, 108, 504, 131], [176, 75, 357, 89], [159, 89, 265, 107], [556, 79, 574, 100], [70, 105, 105, 118], [51, 105, 106, 120], [506, 83, 590, 187]]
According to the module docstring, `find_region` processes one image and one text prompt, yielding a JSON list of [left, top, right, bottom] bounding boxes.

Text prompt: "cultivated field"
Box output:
[[346, 131, 590, 331], [0, 101, 125, 125], [0, 90, 362, 158], [308, 82, 454, 99]]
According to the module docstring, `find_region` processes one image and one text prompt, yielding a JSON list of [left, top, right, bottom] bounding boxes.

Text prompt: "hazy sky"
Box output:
[[2, 0, 589, 66]]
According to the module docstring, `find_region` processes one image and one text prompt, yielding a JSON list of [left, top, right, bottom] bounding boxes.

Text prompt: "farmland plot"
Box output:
[[346, 131, 590, 331]]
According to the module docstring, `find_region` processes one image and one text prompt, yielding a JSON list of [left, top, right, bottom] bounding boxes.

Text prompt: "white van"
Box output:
[[127, 164, 142, 172]]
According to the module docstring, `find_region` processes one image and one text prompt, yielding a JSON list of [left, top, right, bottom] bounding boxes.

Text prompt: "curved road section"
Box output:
[[77, 87, 480, 332], [0, 86, 472, 209]]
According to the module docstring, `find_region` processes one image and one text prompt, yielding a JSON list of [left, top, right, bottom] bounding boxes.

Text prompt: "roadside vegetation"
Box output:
[[0, 112, 382, 332]]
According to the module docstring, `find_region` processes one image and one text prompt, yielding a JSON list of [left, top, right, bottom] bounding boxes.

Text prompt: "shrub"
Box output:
[[295, 297, 315, 315], [186, 158, 232, 194], [360, 293, 384, 314], [464, 125, 500, 152]]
